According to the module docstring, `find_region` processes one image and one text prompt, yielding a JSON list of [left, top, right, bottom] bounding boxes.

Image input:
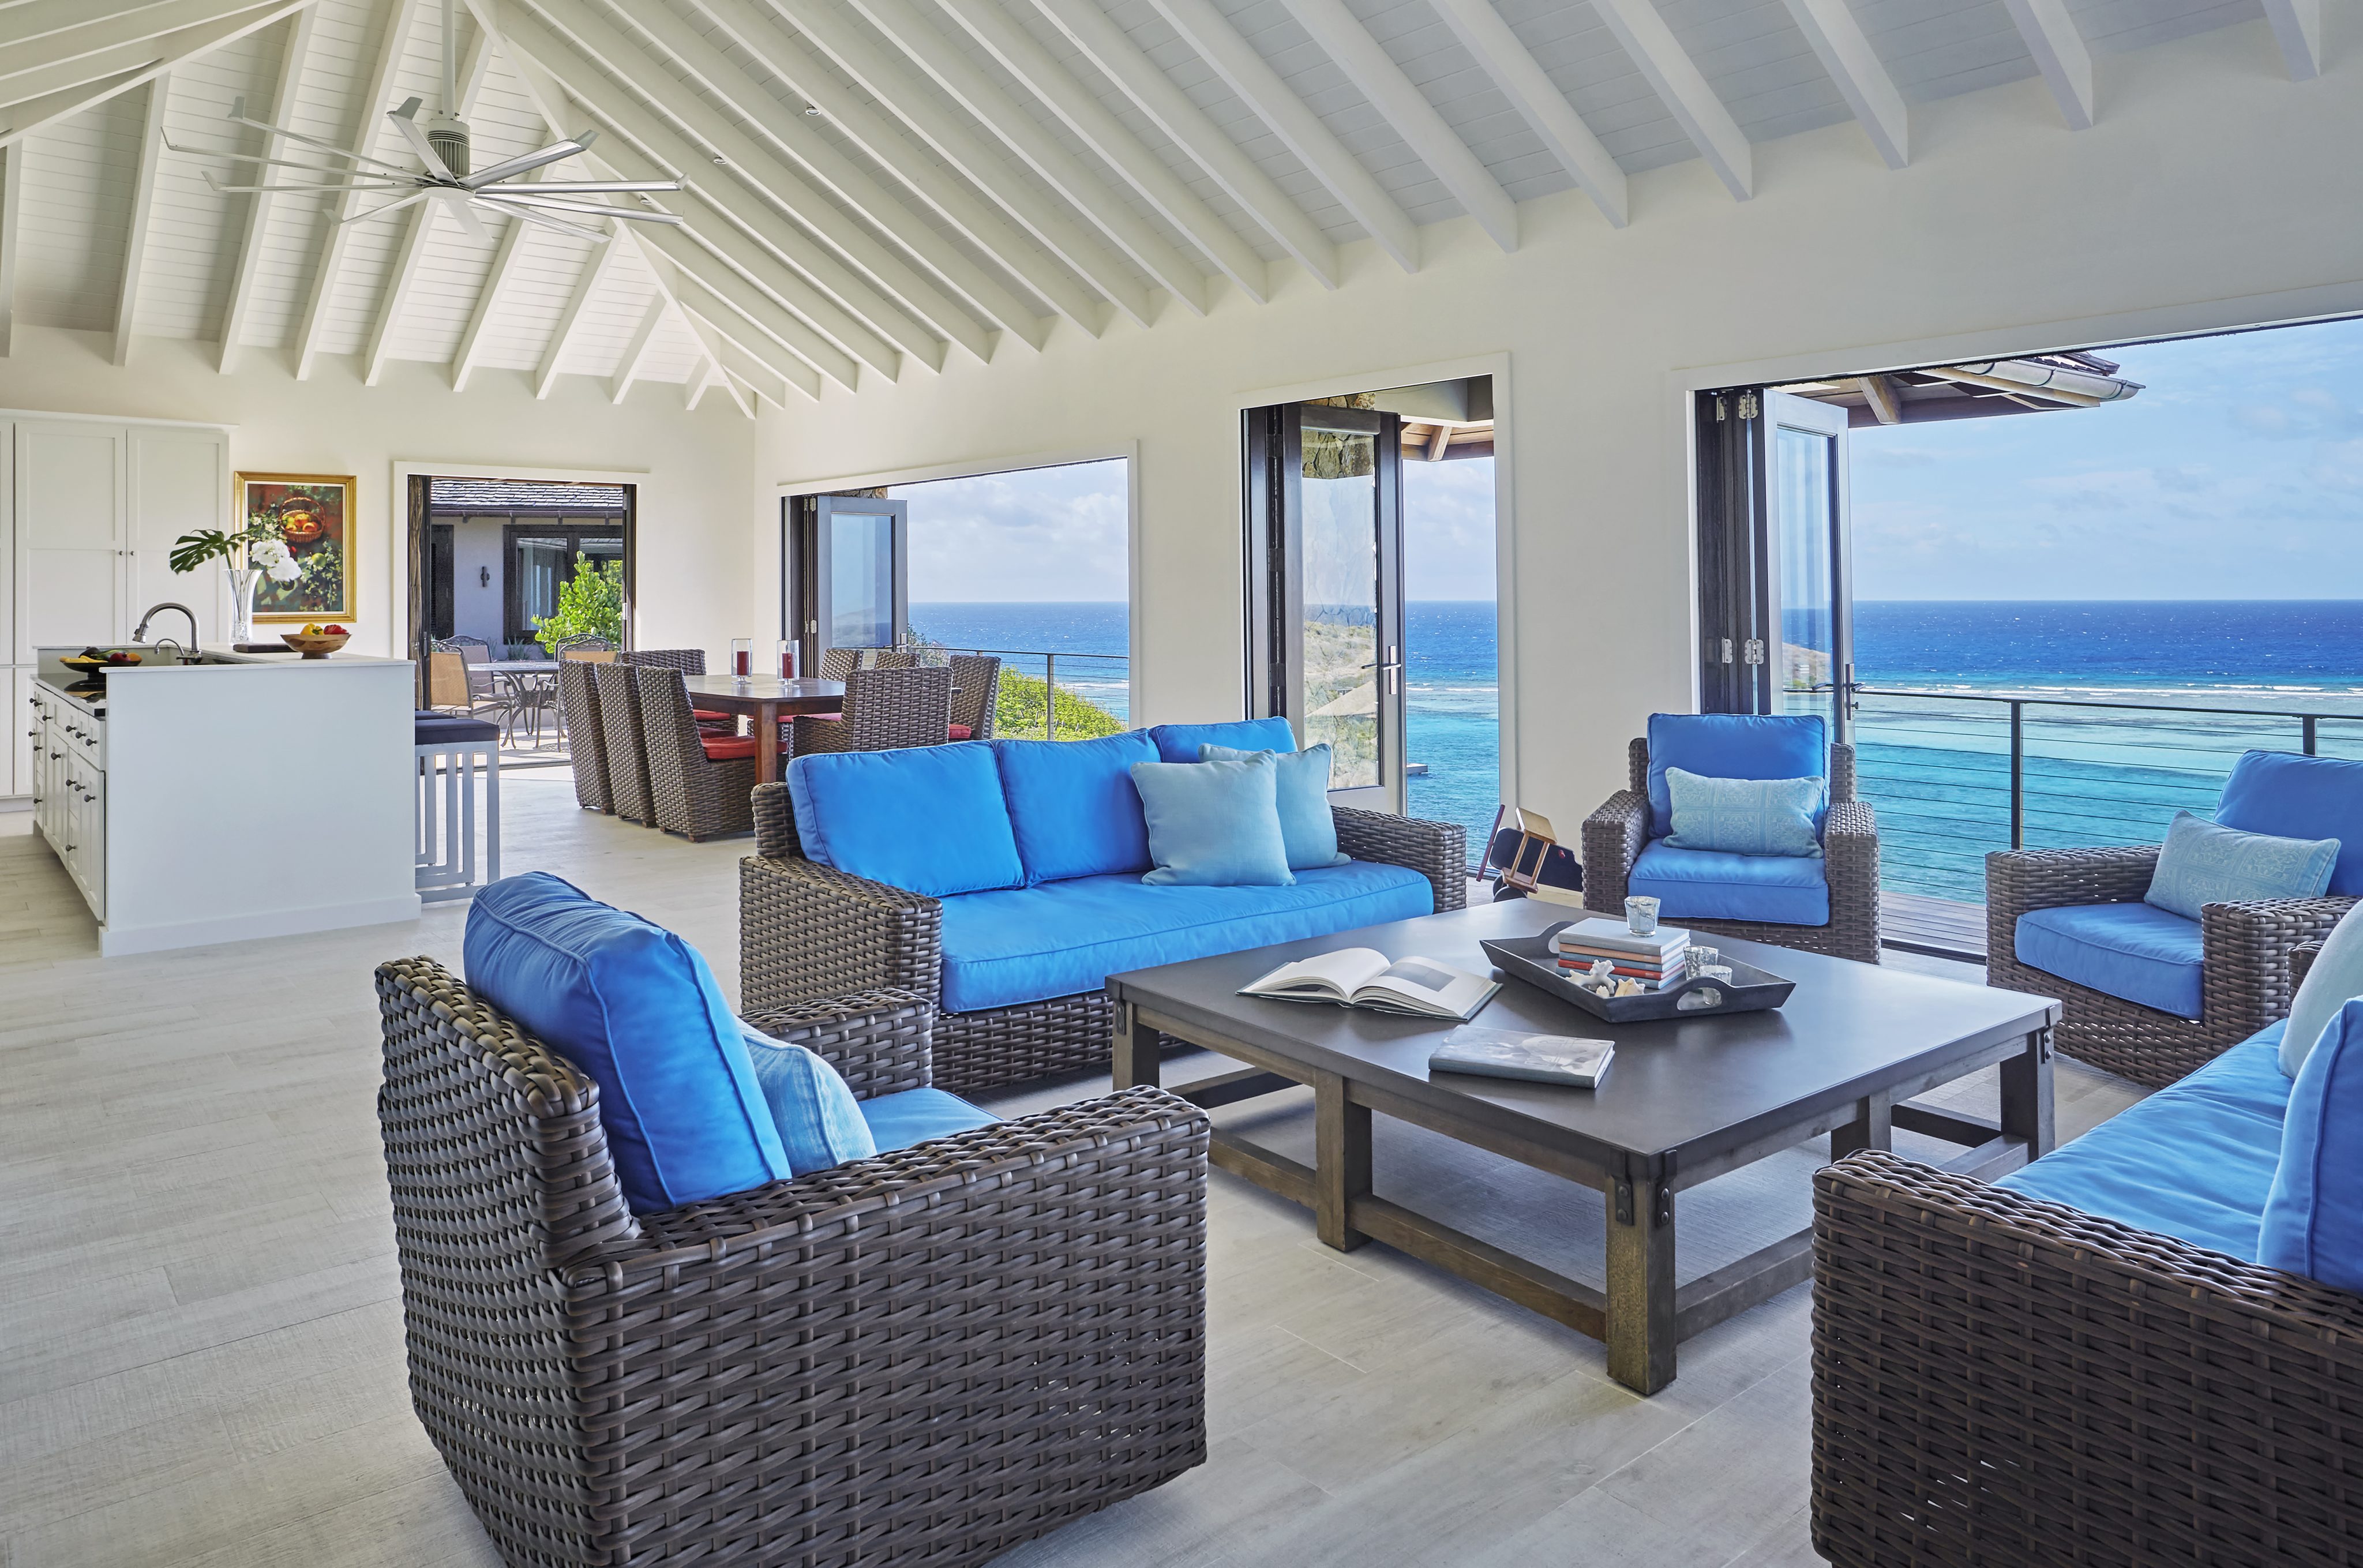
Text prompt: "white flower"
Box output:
[[252, 538, 301, 583]]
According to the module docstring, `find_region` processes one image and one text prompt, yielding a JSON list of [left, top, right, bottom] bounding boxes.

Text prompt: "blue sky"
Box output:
[[1851, 316, 2363, 600]]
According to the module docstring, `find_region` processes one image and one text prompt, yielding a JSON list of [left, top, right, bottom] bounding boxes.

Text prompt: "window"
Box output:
[[504, 520, 623, 645]]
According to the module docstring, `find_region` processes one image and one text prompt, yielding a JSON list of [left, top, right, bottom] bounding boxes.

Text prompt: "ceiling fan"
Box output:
[[167, 0, 684, 243]]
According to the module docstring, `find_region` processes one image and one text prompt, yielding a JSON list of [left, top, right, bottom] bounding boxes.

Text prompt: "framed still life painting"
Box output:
[[237, 472, 356, 623]]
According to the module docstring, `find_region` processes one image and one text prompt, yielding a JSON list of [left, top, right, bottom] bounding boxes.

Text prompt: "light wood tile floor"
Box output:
[[0, 778, 2145, 1567]]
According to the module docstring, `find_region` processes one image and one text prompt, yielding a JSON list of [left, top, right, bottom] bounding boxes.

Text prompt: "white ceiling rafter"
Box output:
[[1776, 0, 1907, 168], [1146, 0, 1421, 272], [1426, 0, 1625, 228], [1998, 0, 2094, 129], [2260, 0, 2321, 80], [0, 142, 19, 356], [610, 292, 666, 402], [678, 289, 813, 402], [834, 0, 1212, 314], [642, 219, 862, 388], [216, 3, 321, 370], [624, 229, 762, 412], [447, 160, 549, 388], [1587, 0, 1752, 200], [112, 73, 172, 365], [1274, 0, 1517, 251], [0, 0, 316, 150], [363, 22, 495, 385], [0, 0, 277, 92], [1027, 0, 1337, 287], [534, 217, 627, 395]]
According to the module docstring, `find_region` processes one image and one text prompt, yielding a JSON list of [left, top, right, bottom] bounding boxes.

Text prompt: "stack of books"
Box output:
[[1551, 918, 1689, 989]]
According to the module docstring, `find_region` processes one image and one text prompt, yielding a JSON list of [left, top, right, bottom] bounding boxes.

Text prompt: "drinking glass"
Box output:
[[731, 637, 752, 681]]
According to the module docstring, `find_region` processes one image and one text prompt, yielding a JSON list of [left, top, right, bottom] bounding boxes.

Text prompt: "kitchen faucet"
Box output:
[[133, 602, 201, 657]]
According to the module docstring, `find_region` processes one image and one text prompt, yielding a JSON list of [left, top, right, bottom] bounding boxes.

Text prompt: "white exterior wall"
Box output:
[[451, 518, 506, 647]]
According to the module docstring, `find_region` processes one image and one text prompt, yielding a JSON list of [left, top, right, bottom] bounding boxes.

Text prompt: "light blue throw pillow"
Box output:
[[2144, 809, 2339, 923], [1662, 767, 1825, 858], [2260, 997, 2363, 1292], [1129, 753, 1295, 887], [739, 1023, 877, 1176], [1201, 741, 1349, 870], [2279, 903, 2363, 1078]]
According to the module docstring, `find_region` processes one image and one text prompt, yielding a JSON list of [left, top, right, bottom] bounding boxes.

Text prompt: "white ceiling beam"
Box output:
[[1427, 0, 1625, 227], [0, 0, 285, 92], [682, 351, 714, 411], [1147, 0, 1421, 271], [761, 0, 1155, 327], [363, 24, 492, 386], [447, 162, 549, 389], [1588, 0, 1751, 198], [0, 142, 20, 357], [510, 0, 943, 373], [533, 226, 626, 398], [1276, 0, 1517, 250], [0, 0, 314, 147], [640, 223, 861, 391], [678, 295, 811, 405], [291, 0, 428, 381], [110, 73, 170, 366], [0, 1, 195, 52], [935, 0, 1269, 303], [1029, 0, 1337, 288], [1778, 0, 1907, 167], [2261, 0, 2321, 80], [1997, 0, 2093, 129], [627, 236, 756, 413], [687, 0, 1053, 349], [835, 0, 1211, 314], [216, 3, 319, 371], [610, 295, 666, 404]]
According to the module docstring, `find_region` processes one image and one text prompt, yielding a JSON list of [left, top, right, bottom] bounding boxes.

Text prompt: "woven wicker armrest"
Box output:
[[742, 988, 933, 1099], [1334, 806, 1468, 911], [1813, 1149, 2363, 1568], [739, 853, 944, 1013], [2294, 939, 2326, 986], [1579, 790, 1648, 911], [2198, 894, 2361, 1038]]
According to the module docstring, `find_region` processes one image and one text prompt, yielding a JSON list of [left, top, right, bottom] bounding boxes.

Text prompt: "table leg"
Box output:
[[2000, 1024, 2057, 1160], [1606, 1162, 1676, 1394], [756, 701, 781, 784], [1112, 1004, 1159, 1090], [1314, 1070, 1371, 1252], [1830, 1088, 1893, 1162]]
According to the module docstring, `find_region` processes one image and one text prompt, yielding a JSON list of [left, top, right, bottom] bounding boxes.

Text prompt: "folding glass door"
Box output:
[[789, 494, 907, 674]]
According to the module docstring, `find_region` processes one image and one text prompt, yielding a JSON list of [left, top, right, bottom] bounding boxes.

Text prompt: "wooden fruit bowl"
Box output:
[[280, 631, 351, 659]]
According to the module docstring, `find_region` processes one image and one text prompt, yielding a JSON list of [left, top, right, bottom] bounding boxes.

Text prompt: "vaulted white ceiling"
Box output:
[[0, 0, 2324, 412]]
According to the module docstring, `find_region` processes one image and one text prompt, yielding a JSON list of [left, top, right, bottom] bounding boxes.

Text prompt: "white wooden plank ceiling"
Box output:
[[0, 0, 2318, 412]]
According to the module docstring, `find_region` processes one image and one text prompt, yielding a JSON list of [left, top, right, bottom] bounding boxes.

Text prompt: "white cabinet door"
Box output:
[[17, 422, 126, 661], [10, 668, 32, 799], [127, 426, 227, 643]]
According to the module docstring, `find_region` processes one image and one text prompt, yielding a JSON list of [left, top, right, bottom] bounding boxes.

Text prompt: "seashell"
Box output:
[[1677, 987, 1724, 1010]]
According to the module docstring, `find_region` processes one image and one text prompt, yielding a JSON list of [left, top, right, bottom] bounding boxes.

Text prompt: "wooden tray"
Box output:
[[1480, 924, 1795, 1022]]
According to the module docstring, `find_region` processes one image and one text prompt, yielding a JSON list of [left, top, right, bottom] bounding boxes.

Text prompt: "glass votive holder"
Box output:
[[731, 637, 752, 681], [778, 639, 797, 679], [1623, 895, 1660, 935], [1686, 946, 1722, 980]]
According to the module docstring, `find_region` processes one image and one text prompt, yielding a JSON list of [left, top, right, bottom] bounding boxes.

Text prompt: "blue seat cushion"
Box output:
[[860, 1087, 1001, 1151], [1148, 715, 1299, 763], [993, 730, 1158, 883], [1645, 713, 1828, 839], [936, 860, 1435, 1012], [2001, 1025, 2291, 1261], [2216, 749, 2363, 896], [1627, 838, 1829, 926], [464, 873, 791, 1214], [415, 709, 498, 745], [788, 741, 1024, 897], [2014, 901, 2205, 1019], [2261, 1000, 2363, 1291]]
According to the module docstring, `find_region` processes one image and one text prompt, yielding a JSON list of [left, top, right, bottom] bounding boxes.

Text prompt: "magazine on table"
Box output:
[[1428, 1025, 1615, 1089], [1240, 948, 1501, 1021]]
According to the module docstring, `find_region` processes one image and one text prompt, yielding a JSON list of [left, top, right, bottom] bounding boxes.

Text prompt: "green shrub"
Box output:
[[532, 554, 625, 648], [996, 668, 1124, 740]]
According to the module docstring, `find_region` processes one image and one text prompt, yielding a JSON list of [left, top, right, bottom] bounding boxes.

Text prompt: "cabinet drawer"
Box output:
[[59, 712, 103, 771]]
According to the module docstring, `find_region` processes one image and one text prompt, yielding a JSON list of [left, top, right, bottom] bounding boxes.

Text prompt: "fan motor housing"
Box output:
[[424, 110, 468, 178]]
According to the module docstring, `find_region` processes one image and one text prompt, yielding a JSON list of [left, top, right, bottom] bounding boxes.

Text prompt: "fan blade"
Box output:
[[385, 97, 454, 182], [470, 197, 612, 244], [202, 171, 410, 194], [164, 140, 372, 178], [219, 110, 418, 176], [461, 140, 590, 189], [479, 180, 684, 194], [438, 190, 489, 241], [488, 192, 685, 226], [337, 190, 431, 224]]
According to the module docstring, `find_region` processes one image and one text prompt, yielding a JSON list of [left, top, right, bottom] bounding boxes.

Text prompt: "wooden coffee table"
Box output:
[[1107, 898, 2058, 1394]]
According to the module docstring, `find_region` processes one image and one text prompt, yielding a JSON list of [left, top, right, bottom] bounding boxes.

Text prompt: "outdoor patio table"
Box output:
[[487, 660, 560, 747], [678, 674, 847, 783]]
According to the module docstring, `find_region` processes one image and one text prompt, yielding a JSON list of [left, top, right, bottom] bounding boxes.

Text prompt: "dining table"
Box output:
[[678, 674, 847, 784], [486, 659, 562, 747]]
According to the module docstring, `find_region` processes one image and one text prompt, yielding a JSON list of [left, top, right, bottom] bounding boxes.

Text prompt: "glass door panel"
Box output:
[[1761, 391, 1852, 738], [800, 495, 909, 664], [1300, 426, 1382, 790]]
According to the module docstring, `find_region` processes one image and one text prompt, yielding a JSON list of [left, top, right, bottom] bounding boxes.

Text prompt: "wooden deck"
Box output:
[[1882, 891, 1987, 962]]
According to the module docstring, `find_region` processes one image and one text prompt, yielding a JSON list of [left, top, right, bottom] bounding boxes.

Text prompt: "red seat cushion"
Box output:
[[691, 708, 730, 722], [948, 724, 972, 740], [702, 735, 771, 761]]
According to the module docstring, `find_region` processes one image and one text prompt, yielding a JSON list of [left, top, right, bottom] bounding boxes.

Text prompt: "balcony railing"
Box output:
[[935, 645, 1130, 740]]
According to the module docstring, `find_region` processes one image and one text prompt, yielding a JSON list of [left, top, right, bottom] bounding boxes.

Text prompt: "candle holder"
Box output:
[[730, 637, 752, 683]]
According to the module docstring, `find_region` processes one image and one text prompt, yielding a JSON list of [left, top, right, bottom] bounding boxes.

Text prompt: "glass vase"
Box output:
[[226, 565, 259, 647]]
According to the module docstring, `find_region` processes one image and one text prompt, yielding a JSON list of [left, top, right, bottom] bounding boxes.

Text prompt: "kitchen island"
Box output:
[[28, 645, 419, 955]]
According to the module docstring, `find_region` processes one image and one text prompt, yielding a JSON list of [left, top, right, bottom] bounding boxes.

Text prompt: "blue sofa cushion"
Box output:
[[1203, 741, 1349, 869], [2144, 808, 2338, 922], [1149, 715, 1299, 763], [1132, 753, 1295, 887], [993, 730, 1158, 883], [2216, 748, 2363, 896], [2000, 1025, 2289, 1262], [788, 741, 1024, 897], [2261, 1000, 2363, 1290], [464, 873, 791, 1214], [739, 1023, 875, 1175], [1663, 768, 1824, 858], [1627, 839, 1829, 926], [2014, 902, 2205, 1019], [936, 861, 1435, 1012], [1644, 713, 1828, 839], [861, 1087, 1001, 1151]]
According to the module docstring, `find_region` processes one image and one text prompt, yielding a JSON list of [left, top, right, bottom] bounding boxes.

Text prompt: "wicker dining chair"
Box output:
[[375, 956, 1210, 1568], [635, 665, 782, 841], [554, 659, 612, 814], [591, 662, 655, 826], [948, 654, 1001, 742], [790, 665, 952, 757], [819, 647, 865, 681], [618, 647, 704, 674]]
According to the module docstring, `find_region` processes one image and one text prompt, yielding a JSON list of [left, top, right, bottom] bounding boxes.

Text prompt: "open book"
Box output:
[[1240, 948, 1501, 1021]]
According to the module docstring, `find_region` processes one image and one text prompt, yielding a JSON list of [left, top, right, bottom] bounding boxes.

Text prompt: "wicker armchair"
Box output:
[[1986, 846, 2354, 1087], [635, 665, 782, 841], [1581, 736, 1880, 964], [1811, 1148, 2363, 1568], [791, 665, 952, 757], [375, 956, 1209, 1568], [819, 647, 864, 681], [555, 659, 611, 813], [742, 784, 1469, 1093], [949, 654, 1001, 741], [591, 662, 655, 826]]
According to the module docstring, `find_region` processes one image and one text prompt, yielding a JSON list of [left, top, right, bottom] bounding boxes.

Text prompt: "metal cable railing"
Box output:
[[933, 646, 1130, 739]]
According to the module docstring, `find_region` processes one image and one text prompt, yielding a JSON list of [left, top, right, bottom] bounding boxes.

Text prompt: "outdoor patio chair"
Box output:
[[634, 665, 786, 841], [1580, 714, 1880, 965], [428, 642, 522, 743], [819, 647, 865, 681], [948, 653, 1001, 741], [619, 647, 734, 735], [554, 659, 612, 813], [374, 956, 1209, 1568], [1987, 748, 2361, 1087], [790, 665, 952, 757], [590, 662, 655, 826]]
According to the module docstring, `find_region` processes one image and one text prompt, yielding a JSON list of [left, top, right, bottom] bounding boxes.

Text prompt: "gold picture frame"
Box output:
[[237, 472, 357, 624]]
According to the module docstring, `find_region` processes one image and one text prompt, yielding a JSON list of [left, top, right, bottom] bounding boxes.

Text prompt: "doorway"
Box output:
[[782, 493, 909, 677]]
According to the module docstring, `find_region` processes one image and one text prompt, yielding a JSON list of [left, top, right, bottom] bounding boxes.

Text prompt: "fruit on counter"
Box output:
[[322, 625, 347, 635], [302, 623, 322, 635], [106, 651, 136, 663]]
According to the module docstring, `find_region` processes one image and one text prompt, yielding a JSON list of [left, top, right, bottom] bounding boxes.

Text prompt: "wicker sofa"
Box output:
[[742, 719, 1469, 1094], [376, 955, 1209, 1568]]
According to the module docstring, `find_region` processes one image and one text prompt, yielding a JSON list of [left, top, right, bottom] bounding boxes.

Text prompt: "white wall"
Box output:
[[451, 517, 506, 646], [753, 21, 2363, 831], [0, 332, 755, 665]]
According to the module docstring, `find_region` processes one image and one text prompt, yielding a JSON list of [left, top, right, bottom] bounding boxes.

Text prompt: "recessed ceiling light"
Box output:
[[711, 155, 726, 164], [804, 104, 822, 117]]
